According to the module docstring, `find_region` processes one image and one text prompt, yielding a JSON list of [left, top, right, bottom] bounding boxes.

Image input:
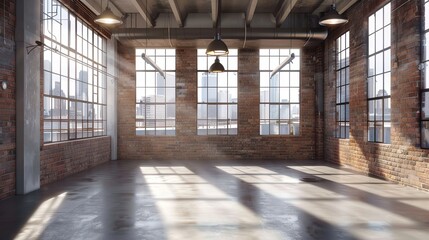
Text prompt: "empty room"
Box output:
[[1, 0, 429, 239]]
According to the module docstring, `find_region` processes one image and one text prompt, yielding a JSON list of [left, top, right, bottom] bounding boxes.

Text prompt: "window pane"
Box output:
[[422, 92, 429, 119], [136, 49, 176, 135], [336, 32, 350, 139], [421, 121, 429, 148], [259, 49, 300, 135], [368, 4, 390, 143], [43, 0, 107, 143], [197, 49, 238, 135]]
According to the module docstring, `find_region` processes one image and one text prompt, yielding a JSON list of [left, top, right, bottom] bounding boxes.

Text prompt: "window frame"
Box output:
[[42, 0, 107, 143], [367, 2, 391, 143], [421, 0, 429, 148], [197, 49, 238, 135], [259, 49, 301, 136], [335, 31, 350, 139], [135, 49, 176, 136]]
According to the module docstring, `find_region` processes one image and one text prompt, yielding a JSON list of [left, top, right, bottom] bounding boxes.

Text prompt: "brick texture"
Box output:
[[324, 0, 429, 191], [0, 0, 16, 200], [117, 43, 323, 161], [40, 137, 111, 185]]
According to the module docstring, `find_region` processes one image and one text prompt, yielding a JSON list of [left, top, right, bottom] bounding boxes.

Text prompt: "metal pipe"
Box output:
[[113, 27, 328, 41]]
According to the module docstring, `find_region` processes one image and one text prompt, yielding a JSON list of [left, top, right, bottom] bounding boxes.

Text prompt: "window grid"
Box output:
[[136, 49, 176, 136], [367, 3, 391, 143], [336, 32, 350, 139], [259, 49, 300, 135], [197, 49, 238, 135], [43, 0, 107, 143], [421, 0, 429, 148]]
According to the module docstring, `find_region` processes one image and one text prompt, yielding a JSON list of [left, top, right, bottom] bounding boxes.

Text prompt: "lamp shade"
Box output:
[[209, 57, 225, 73], [206, 33, 229, 56], [95, 7, 123, 25], [319, 5, 348, 26]]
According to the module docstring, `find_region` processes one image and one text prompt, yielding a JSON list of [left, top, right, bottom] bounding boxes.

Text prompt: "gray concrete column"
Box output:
[[107, 38, 118, 160], [15, 0, 41, 194]]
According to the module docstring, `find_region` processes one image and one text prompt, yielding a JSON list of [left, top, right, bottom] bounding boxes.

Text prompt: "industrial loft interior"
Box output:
[[1, 0, 429, 239]]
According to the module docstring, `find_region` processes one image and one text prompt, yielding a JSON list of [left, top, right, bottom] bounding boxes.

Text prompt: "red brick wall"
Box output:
[[117, 43, 323, 161], [0, 0, 16, 200], [40, 137, 111, 185], [324, 0, 429, 190]]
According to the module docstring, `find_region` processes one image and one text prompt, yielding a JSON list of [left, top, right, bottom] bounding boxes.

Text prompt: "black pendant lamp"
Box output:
[[209, 57, 225, 73], [319, 3, 348, 26], [206, 0, 229, 56]]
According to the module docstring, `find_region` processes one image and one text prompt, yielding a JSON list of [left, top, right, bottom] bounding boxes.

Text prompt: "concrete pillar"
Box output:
[[107, 38, 118, 160], [15, 0, 41, 194]]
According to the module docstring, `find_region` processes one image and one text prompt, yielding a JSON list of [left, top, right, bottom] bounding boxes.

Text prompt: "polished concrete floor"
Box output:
[[1, 160, 429, 240]]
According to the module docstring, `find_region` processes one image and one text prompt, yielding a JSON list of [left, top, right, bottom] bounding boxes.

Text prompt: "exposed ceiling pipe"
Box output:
[[113, 28, 328, 41]]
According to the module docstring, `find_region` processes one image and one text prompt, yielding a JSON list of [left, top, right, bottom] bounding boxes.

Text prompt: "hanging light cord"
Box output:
[[145, 0, 148, 49], [242, 14, 247, 49], [3, 0, 6, 45], [168, 13, 173, 47]]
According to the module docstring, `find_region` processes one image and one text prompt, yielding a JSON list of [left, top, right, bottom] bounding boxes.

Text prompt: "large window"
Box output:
[[422, 0, 429, 147], [136, 49, 176, 136], [260, 49, 300, 135], [336, 32, 350, 139], [43, 0, 107, 143], [197, 49, 238, 135], [367, 3, 391, 143]]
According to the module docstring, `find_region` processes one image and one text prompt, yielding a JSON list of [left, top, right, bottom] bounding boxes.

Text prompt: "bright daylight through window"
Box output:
[[136, 49, 176, 136], [260, 49, 300, 135], [367, 3, 391, 143], [197, 49, 238, 135], [421, 0, 429, 148], [43, 0, 107, 143], [336, 31, 350, 139]]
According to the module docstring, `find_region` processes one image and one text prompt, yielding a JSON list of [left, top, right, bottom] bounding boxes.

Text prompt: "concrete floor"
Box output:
[[1, 160, 429, 240]]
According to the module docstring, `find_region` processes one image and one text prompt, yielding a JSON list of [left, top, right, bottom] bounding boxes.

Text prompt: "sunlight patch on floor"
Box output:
[[14, 192, 67, 240]]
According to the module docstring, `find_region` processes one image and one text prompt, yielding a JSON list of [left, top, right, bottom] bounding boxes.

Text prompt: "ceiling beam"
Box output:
[[211, 0, 218, 28], [246, 0, 258, 26], [168, 0, 184, 27], [336, 0, 360, 14], [312, 0, 331, 16], [80, 0, 123, 17], [275, 0, 299, 27], [312, 0, 358, 16], [130, 0, 155, 27]]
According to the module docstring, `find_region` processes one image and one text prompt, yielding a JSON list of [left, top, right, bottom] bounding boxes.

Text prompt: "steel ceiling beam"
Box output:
[[312, 0, 359, 16], [336, 0, 360, 14], [246, 0, 258, 26], [275, 0, 299, 27], [168, 0, 184, 27], [211, 0, 218, 28], [80, 0, 123, 17], [312, 0, 332, 16], [130, 0, 155, 27]]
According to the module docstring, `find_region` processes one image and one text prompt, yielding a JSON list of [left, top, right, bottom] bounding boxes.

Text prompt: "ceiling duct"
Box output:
[[113, 28, 328, 41]]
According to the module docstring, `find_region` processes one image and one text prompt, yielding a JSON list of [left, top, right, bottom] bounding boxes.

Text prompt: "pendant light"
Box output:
[[94, 0, 123, 25], [209, 57, 225, 73], [319, 2, 348, 26], [206, 0, 229, 56]]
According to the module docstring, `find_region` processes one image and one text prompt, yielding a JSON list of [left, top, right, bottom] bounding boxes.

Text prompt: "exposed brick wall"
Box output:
[[324, 0, 429, 190], [0, 0, 16, 200], [117, 42, 322, 161], [40, 137, 111, 185]]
